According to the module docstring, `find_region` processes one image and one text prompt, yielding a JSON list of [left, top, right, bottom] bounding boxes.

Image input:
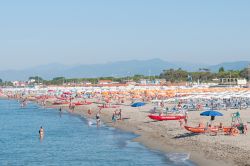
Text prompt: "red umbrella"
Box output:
[[63, 92, 72, 95]]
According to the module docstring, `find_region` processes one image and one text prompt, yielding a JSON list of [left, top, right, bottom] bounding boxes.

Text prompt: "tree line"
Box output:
[[0, 66, 249, 86], [26, 75, 160, 85], [159, 67, 249, 83]]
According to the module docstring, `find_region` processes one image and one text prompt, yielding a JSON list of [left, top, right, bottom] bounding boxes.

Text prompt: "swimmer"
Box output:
[[88, 120, 93, 126], [39, 126, 44, 138], [96, 113, 101, 126]]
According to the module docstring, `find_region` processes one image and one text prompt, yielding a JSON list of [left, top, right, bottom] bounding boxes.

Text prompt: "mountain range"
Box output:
[[0, 59, 249, 81]]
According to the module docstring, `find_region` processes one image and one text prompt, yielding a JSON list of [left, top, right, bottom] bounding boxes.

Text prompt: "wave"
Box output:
[[166, 153, 190, 163]]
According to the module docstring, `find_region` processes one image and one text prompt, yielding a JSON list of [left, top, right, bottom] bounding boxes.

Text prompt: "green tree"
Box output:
[[216, 70, 240, 79], [240, 68, 250, 80], [28, 76, 43, 83], [219, 67, 225, 73], [160, 68, 188, 83], [191, 71, 215, 83], [50, 77, 65, 85], [53, 77, 65, 81]]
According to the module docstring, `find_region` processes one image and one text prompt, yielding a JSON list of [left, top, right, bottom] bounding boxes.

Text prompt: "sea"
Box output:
[[0, 99, 196, 166]]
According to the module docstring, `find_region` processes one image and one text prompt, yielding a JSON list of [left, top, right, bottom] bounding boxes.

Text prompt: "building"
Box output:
[[152, 79, 166, 85], [139, 79, 149, 85], [139, 79, 166, 85], [28, 79, 36, 84], [84, 82, 92, 85], [12, 81, 27, 87], [237, 79, 247, 86], [125, 81, 137, 85], [219, 78, 247, 86], [98, 80, 113, 85]]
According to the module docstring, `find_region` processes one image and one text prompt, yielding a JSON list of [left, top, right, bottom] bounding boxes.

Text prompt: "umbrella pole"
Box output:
[[211, 99, 214, 110]]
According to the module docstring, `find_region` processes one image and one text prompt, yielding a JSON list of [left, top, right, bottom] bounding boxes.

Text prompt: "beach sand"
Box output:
[[43, 98, 250, 166]]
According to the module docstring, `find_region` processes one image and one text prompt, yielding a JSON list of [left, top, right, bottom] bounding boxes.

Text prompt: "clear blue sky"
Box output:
[[0, 0, 250, 70]]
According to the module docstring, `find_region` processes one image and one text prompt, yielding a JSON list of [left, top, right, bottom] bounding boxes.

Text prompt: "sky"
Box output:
[[0, 0, 250, 70]]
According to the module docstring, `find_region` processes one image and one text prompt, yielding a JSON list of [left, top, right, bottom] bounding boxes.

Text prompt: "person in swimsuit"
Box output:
[[96, 113, 101, 126], [88, 109, 92, 115], [118, 109, 122, 120], [112, 112, 116, 123], [39, 126, 44, 138]]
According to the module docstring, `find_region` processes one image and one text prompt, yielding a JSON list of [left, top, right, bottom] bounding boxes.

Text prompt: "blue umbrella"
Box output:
[[200, 110, 223, 116], [131, 102, 146, 107], [200, 110, 223, 121]]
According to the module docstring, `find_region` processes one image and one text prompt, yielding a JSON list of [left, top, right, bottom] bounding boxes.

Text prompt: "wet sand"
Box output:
[[43, 98, 250, 166]]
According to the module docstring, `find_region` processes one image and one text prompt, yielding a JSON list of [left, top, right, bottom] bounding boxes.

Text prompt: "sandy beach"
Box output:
[[43, 98, 250, 166], [2, 1, 250, 165], [2, 86, 250, 166]]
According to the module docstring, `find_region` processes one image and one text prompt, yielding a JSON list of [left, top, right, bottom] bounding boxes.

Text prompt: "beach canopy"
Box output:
[[63, 92, 72, 95], [200, 110, 223, 117], [131, 102, 146, 107]]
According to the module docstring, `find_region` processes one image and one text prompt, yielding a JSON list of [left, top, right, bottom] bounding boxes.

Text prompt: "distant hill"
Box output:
[[0, 59, 249, 81], [207, 61, 250, 72], [0, 59, 177, 80]]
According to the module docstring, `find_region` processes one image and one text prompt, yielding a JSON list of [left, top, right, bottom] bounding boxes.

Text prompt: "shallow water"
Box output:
[[0, 100, 195, 166]]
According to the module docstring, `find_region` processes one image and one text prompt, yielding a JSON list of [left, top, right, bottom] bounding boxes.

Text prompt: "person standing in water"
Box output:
[[112, 111, 117, 123], [118, 109, 122, 120], [39, 126, 44, 138], [96, 113, 101, 127]]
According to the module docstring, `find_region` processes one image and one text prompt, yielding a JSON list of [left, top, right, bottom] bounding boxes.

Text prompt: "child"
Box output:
[[179, 119, 183, 128]]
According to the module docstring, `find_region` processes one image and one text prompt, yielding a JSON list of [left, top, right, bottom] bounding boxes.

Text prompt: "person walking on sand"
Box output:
[[184, 111, 188, 124], [160, 101, 164, 108], [159, 109, 163, 116], [88, 109, 92, 115], [179, 119, 183, 128]]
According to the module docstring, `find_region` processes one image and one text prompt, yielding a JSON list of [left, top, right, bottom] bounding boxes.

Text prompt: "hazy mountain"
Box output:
[[0, 59, 249, 81], [208, 61, 250, 72], [62, 59, 177, 78], [0, 63, 73, 81], [171, 61, 209, 71], [0, 59, 177, 81]]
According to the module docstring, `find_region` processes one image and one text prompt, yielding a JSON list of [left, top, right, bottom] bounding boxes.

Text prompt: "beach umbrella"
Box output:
[[131, 102, 146, 107], [200, 110, 223, 121], [200, 110, 223, 116], [63, 92, 72, 95]]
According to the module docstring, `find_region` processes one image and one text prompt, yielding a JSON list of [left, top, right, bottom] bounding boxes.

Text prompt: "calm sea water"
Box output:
[[0, 100, 195, 166]]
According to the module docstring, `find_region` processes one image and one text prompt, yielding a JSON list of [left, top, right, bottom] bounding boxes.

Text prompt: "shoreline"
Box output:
[[3, 90, 250, 166], [45, 102, 235, 166]]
